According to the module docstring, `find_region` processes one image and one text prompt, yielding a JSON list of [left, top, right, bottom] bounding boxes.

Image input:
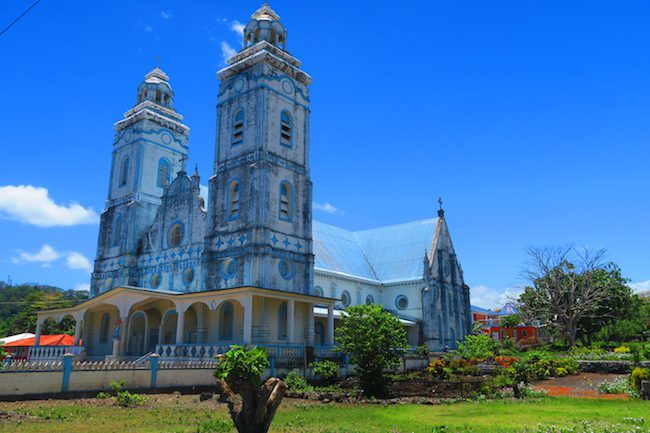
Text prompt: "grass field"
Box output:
[[1, 395, 649, 433]]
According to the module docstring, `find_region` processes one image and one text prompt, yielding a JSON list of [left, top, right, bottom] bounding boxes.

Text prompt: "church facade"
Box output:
[[35, 4, 471, 360]]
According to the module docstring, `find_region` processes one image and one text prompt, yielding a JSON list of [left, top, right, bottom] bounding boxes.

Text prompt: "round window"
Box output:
[[278, 259, 295, 280], [313, 286, 324, 297], [341, 290, 351, 307], [182, 268, 194, 285], [365, 295, 374, 305], [396, 295, 409, 310], [221, 258, 237, 279], [168, 224, 183, 248], [150, 274, 161, 289]]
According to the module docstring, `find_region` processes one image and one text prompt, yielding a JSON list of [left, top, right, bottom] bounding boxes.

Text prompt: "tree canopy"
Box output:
[[0, 281, 88, 337]]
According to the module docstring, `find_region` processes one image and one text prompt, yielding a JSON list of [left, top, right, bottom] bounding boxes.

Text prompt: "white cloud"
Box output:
[[221, 41, 237, 64], [313, 202, 344, 215], [0, 185, 98, 227], [12, 245, 61, 267], [470, 284, 523, 310], [12, 245, 93, 273], [630, 280, 650, 294], [144, 24, 154, 32], [160, 10, 173, 19], [65, 252, 92, 273], [75, 283, 90, 292], [230, 20, 245, 37]]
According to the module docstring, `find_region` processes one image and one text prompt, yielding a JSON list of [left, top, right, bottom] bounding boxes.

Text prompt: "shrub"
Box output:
[[414, 344, 430, 356], [630, 367, 650, 392], [310, 360, 338, 384], [598, 377, 629, 394], [494, 355, 518, 368], [614, 345, 630, 353], [427, 359, 446, 379], [455, 334, 496, 360], [107, 380, 146, 407], [96, 391, 110, 399], [285, 369, 309, 391]]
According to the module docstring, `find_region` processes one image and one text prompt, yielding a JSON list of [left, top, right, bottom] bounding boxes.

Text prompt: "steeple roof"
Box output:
[[251, 3, 280, 21], [144, 67, 171, 87]]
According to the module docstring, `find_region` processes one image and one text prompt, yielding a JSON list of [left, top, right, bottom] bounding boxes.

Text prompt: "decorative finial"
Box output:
[[156, 54, 161, 67], [193, 163, 199, 176], [437, 196, 445, 217], [179, 154, 188, 172]]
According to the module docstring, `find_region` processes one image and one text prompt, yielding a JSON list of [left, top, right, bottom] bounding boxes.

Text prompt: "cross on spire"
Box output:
[[179, 154, 188, 172], [437, 196, 445, 217]]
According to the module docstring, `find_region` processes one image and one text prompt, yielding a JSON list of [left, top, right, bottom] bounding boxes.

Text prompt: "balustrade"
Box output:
[[28, 345, 85, 361]]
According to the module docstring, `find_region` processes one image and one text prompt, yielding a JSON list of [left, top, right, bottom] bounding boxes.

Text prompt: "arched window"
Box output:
[[279, 181, 293, 221], [168, 223, 183, 248], [157, 158, 170, 187], [278, 302, 287, 340], [365, 295, 375, 305], [341, 290, 351, 308], [232, 109, 244, 145], [99, 313, 110, 344], [280, 111, 292, 147], [219, 302, 234, 340], [314, 322, 325, 345], [313, 286, 324, 297], [270, 28, 276, 44], [227, 180, 240, 220], [163, 94, 170, 106], [119, 156, 129, 186], [112, 214, 122, 247], [155, 89, 162, 103]]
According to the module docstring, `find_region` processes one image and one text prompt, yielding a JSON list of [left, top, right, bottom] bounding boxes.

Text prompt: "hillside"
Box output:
[[0, 282, 88, 337]]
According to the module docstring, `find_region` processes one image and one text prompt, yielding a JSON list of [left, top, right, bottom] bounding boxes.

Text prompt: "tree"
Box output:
[[518, 246, 631, 347], [215, 345, 287, 433], [335, 304, 408, 397]]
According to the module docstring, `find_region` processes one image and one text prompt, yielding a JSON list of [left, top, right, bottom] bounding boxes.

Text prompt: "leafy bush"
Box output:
[[284, 369, 309, 391], [310, 360, 338, 384], [107, 380, 146, 407], [630, 367, 650, 392], [598, 377, 630, 394], [96, 391, 110, 399], [455, 334, 496, 360], [614, 345, 630, 353], [414, 344, 430, 356], [427, 359, 446, 379], [214, 345, 269, 391]]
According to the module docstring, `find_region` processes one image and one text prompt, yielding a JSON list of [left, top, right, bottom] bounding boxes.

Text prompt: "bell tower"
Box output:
[[91, 67, 190, 296], [205, 4, 314, 293]]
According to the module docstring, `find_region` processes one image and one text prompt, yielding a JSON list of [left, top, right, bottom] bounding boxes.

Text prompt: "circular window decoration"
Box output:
[[221, 258, 237, 279], [313, 286, 324, 297], [365, 295, 375, 305], [182, 268, 194, 285], [161, 132, 173, 145], [396, 295, 409, 310], [341, 290, 351, 307], [150, 273, 161, 289], [278, 259, 295, 280], [104, 278, 113, 291], [168, 224, 183, 248]]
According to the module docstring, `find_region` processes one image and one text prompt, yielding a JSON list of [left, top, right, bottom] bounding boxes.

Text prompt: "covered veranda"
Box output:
[[34, 286, 338, 362]]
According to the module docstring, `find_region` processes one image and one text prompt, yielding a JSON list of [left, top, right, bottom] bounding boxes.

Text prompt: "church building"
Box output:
[[35, 4, 472, 360]]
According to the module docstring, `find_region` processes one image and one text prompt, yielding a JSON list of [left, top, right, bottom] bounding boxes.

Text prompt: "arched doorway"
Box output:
[[127, 311, 147, 356], [159, 309, 177, 344]]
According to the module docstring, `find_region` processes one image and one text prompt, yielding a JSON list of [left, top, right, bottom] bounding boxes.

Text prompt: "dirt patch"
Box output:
[[0, 410, 31, 422], [532, 372, 629, 399]]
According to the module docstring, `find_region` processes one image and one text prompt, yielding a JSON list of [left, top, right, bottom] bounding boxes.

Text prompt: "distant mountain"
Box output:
[[0, 282, 88, 338]]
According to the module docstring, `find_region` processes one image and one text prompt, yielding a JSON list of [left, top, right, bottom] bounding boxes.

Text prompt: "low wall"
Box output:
[[578, 360, 650, 374]]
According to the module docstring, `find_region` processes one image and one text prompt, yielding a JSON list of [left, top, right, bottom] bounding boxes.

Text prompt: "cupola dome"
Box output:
[[136, 67, 175, 109], [243, 3, 287, 50]]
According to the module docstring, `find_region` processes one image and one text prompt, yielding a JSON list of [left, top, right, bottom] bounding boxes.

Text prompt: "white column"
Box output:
[[327, 304, 335, 345], [73, 319, 83, 346], [34, 317, 43, 346], [306, 303, 315, 345], [287, 300, 295, 344], [119, 315, 129, 356], [243, 294, 253, 344], [175, 309, 185, 345]]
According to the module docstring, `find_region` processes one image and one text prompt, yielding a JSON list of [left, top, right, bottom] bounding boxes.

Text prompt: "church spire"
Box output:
[[437, 196, 445, 218]]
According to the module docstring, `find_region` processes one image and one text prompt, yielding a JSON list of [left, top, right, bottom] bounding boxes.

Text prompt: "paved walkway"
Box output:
[[532, 372, 629, 399]]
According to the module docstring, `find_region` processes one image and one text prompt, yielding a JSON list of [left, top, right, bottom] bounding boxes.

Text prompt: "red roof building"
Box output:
[[4, 334, 78, 360]]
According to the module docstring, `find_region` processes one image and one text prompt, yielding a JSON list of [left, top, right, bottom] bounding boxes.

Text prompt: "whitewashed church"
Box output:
[[35, 4, 472, 361]]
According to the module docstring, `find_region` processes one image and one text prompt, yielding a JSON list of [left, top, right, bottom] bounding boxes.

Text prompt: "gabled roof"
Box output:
[[496, 303, 520, 316], [471, 305, 495, 315], [313, 218, 439, 284]]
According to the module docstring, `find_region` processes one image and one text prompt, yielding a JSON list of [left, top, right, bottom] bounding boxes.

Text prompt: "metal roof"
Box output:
[[313, 218, 438, 284]]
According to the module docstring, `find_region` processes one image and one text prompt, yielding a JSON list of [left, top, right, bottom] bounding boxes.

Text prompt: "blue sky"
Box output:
[[1, 0, 649, 308]]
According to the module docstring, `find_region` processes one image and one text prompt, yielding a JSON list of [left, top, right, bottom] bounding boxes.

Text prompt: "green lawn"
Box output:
[[1, 396, 649, 433]]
